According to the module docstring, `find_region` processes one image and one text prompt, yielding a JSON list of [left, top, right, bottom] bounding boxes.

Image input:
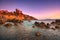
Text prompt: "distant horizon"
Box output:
[[0, 0, 60, 19]]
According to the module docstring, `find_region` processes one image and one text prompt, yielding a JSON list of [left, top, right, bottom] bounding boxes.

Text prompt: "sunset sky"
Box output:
[[0, 0, 60, 19]]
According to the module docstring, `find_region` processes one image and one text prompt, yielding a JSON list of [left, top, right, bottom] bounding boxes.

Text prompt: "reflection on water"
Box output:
[[0, 20, 60, 40]]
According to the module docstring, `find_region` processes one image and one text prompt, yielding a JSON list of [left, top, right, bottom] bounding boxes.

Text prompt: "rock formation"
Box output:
[[0, 9, 37, 23]]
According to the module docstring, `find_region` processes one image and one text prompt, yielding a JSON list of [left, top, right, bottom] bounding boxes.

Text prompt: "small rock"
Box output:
[[55, 26, 60, 29], [35, 32, 41, 36], [46, 23, 50, 28], [32, 26, 35, 28], [51, 28, 56, 30], [28, 20, 31, 22], [14, 23, 18, 26]]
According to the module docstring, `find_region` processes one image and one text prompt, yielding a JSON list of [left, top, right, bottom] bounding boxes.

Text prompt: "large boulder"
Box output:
[[34, 22, 46, 29], [39, 22, 46, 29], [34, 22, 40, 27]]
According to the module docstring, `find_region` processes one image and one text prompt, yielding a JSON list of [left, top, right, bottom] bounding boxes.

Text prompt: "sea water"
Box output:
[[0, 20, 60, 40]]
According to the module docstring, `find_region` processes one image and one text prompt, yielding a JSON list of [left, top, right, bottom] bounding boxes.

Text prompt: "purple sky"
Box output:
[[0, 0, 60, 19]]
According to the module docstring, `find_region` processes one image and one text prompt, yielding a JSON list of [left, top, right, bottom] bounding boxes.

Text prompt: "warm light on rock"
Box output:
[[0, 9, 37, 22]]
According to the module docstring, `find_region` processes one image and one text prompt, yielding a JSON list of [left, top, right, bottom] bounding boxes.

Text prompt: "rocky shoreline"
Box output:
[[0, 20, 60, 40]]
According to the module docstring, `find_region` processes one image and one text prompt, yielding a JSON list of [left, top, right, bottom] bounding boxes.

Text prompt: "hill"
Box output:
[[0, 9, 37, 22]]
